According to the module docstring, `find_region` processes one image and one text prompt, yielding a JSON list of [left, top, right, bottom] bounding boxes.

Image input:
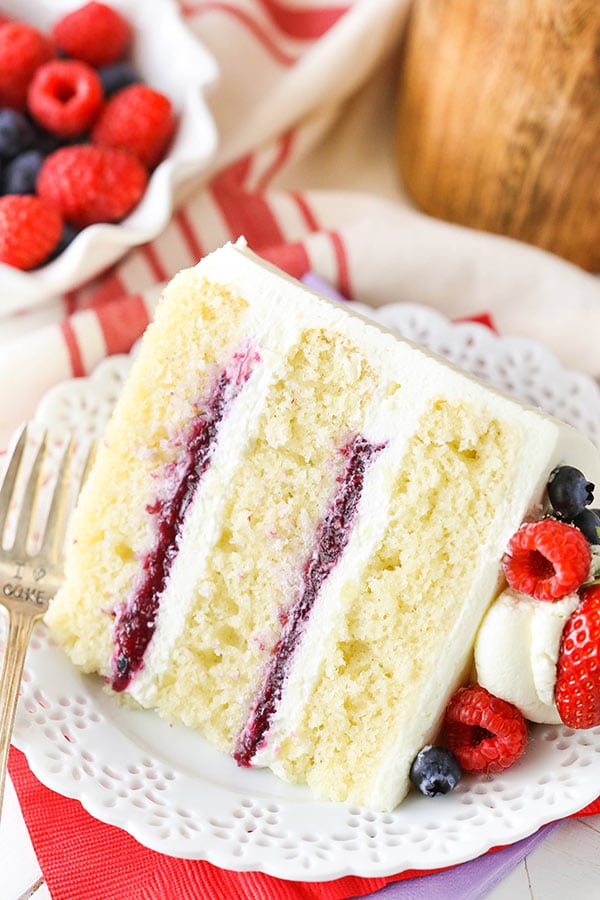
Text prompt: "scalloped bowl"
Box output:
[[0, 0, 219, 314]]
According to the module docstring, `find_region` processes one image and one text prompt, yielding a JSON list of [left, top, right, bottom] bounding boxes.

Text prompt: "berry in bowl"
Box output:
[[0, 0, 218, 313]]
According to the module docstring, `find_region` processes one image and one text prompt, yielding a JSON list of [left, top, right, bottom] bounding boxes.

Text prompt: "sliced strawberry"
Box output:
[[555, 585, 600, 728]]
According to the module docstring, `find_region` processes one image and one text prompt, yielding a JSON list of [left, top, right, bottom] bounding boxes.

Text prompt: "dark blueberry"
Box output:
[[409, 745, 462, 797], [2, 149, 45, 195], [573, 507, 600, 545], [98, 62, 142, 96], [46, 223, 79, 263], [29, 122, 62, 156], [547, 465, 594, 521], [116, 654, 129, 674], [0, 109, 35, 161]]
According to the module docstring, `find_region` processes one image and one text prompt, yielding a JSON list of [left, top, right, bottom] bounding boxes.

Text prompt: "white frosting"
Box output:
[[475, 588, 580, 723]]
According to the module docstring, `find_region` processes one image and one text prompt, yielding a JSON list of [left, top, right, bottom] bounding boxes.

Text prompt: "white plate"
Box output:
[[11, 302, 600, 881], [0, 0, 218, 313]]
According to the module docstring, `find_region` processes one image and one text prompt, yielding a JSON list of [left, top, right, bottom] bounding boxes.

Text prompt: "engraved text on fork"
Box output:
[[2, 562, 47, 605]]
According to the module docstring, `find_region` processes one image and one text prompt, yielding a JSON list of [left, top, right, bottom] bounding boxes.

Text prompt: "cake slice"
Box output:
[[46, 240, 600, 811]]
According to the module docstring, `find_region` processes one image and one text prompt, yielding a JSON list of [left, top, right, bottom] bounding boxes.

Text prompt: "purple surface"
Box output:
[[356, 822, 560, 900], [301, 272, 349, 303]]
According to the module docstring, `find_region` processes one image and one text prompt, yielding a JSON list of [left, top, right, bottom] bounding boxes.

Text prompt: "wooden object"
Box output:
[[395, 0, 600, 270]]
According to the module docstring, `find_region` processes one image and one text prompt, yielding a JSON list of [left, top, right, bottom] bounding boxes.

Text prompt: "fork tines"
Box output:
[[0, 423, 92, 562]]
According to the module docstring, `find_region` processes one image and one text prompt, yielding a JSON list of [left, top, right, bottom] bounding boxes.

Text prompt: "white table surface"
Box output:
[[2, 768, 599, 900]]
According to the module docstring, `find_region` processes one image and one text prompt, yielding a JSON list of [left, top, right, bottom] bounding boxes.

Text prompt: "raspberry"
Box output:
[[443, 685, 528, 774], [37, 144, 148, 228], [0, 21, 53, 110], [28, 59, 103, 138], [92, 84, 175, 169], [502, 518, 591, 601], [51, 2, 132, 68], [0, 194, 62, 270], [555, 585, 600, 728]]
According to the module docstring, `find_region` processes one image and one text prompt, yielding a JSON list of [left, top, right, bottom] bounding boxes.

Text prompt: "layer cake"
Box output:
[[46, 240, 600, 810]]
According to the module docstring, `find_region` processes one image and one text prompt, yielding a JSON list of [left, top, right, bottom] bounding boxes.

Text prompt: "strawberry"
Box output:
[[0, 195, 62, 270], [51, 2, 132, 68], [92, 84, 176, 169], [555, 585, 600, 728], [37, 144, 148, 228], [443, 685, 528, 774], [28, 59, 104, 139], [0, 21, 53, 110], [502, 518, 591, 601]]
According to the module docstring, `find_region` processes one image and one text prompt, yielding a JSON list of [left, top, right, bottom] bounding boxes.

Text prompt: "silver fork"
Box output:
[[0, 424, 92, 819]]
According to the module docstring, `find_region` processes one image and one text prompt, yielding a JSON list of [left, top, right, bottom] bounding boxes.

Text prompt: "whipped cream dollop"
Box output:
[[474, 588, 580, 723]]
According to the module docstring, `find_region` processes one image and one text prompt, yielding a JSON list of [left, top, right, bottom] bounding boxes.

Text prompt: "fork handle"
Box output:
[[0, 608, 38, 821]]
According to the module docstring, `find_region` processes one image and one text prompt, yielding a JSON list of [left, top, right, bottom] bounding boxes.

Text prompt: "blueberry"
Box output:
[[547, 465, 594, 521], [98, 62, 141, 96], [2, 149, 45, 195], [29, 122, 62, 156], [116, 654, 129, 674], [57, 222, 79, 251], [46, 223, 79, 263], [409, 745, 462, 797], [573, 507, 600, 545], [0, 109, 35, 160]]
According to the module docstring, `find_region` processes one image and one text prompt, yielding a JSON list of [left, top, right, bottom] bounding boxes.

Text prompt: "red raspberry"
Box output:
[[28, 60, 103, 139], [443, 685, 528, 774], [51, 2, 132, 68], [0, 21, 53, 110], [37, 145, 148, 228], [0, 195, 62, 270], [502, 518, 591, 601], [555, 585, 600, 728], [92, 84, 176, 169]]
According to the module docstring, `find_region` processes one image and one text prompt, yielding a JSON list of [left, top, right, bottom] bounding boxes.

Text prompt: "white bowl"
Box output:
[[0, 0, 218, 313]]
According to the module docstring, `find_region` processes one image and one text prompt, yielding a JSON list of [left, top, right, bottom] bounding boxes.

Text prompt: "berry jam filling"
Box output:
[[110, 342, 260, 692], [233, 434, 385, 766]]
